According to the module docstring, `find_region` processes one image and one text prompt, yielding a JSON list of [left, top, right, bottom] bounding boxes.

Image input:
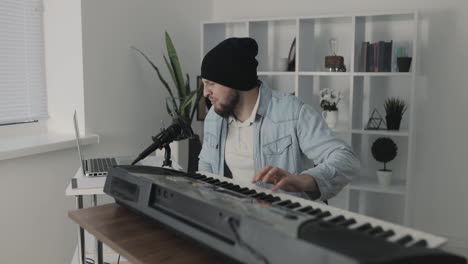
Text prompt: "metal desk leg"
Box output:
[[93, 195, 104, 264], [75, 195, 85, 264]]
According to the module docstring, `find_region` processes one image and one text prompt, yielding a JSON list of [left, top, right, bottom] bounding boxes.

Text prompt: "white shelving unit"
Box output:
[[201, 11, 418, 225]]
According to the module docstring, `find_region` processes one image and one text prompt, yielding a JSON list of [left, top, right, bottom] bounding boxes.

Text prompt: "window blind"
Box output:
[[0, 0, 48, 125]]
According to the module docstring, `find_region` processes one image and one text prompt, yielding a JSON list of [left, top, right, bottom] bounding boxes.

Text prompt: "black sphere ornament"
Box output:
[[371, 137, 397, 171]]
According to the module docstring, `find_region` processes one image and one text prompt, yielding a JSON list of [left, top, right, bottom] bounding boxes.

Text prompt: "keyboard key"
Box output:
[[355, 223, 372, 232], [265, 196, 281, 203], [244, 190, 257, 195], [339, 218, 357, 227], [252, 193, 267, 199], [376, 230, 395, 239], [412, 239, 428, 247], [276, 200, 292, 207], [328, 215, 345, 224], [286, 202, 301, 209], [368, 226, 383, 236], [207, 179, 220, 184], [308, 209, 322, 215], [229, 185, 241, 191], [200, 177, 214, 182], [297, 206, 314, 213], [316, 211, 331, 218], [396, 235, 413, 245]]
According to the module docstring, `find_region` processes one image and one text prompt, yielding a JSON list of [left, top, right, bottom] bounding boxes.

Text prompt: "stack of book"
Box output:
[[360, 40, 393, 72]]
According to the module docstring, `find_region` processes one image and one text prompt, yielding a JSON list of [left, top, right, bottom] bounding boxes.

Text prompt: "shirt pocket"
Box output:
[[204, 132, 219, 149], [263, 135, 292, 155]]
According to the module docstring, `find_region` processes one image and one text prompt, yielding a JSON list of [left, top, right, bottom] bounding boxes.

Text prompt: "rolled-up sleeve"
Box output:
[[296, 103, 360, 201], [198, 135, 214, 174]]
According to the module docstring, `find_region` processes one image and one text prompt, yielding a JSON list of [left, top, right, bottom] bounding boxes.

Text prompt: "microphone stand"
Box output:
[[162, 144, 172, 168]]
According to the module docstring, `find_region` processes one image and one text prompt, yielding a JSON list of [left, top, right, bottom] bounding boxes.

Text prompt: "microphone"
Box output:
[[131, 117, 194, 165]]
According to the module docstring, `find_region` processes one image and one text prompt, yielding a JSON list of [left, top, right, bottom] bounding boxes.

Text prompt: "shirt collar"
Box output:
[[228, 88, 261, 127]]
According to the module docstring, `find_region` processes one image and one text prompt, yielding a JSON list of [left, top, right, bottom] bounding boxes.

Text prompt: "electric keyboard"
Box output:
[[103, 165, 467, 264]]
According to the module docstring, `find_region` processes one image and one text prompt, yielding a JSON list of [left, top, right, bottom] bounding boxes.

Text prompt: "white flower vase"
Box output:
[[322, 110, 338, 129], [377, 170, 392, 186]]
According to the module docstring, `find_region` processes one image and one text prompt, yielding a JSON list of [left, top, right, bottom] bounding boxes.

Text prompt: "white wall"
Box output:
[[44, 0, 85, 133], [81, 0, 209, 161], [0, 149, 79, 264], [0, 1, 211, 264], [212, 0, 468, 256]]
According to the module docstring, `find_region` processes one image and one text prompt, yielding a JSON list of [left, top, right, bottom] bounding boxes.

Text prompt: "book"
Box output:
[[367, 43, 374, 72], [360, 41, 369, 72], [374, 42, 379, 72], [378, 41, 385, 72], [383, 40, 393, 72]]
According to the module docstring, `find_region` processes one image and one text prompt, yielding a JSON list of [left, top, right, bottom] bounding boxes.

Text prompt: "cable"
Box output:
[[117, 254, 121, 264], [227, 218, 270, 264]]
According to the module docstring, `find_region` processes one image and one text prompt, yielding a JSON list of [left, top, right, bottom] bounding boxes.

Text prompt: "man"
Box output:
[[198, 37, 359, 201]]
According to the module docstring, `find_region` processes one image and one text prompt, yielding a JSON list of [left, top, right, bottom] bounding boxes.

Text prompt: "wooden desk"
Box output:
[[69, 203, 224, 264]]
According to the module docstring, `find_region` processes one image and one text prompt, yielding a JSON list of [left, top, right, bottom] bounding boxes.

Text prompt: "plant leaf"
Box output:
[[183, 74, 191, 117], [165, 31, 186, 97], [131, 46, 179, 113], [165, 100, 172, 116], [163, 54, 179, 97], [180, 90, 197, 118]]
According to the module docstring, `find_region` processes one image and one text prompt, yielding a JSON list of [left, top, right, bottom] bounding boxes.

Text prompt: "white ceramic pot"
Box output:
[[322, 110, 338, 129], [169, 140, 189, 170], [377, 170, 392, 186]]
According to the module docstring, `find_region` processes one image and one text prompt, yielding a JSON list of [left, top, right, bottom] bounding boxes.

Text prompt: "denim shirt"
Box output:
[[198, 83, 359, 201]]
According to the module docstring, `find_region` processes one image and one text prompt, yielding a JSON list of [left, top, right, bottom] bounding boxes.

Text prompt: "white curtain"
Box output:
[[0, 0, 48, 124]]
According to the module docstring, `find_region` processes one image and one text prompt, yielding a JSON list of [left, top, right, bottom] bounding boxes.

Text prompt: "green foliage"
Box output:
[[132, 31, 203, 125], [371, 137, 398, 171], [384, 97, 407, 118]]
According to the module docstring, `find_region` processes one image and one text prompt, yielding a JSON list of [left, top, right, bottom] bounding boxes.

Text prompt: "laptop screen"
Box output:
[[73, 111, 86, 176]]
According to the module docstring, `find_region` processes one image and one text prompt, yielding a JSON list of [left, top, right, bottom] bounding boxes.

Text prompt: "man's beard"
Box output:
[[213, 90, 240, 118]]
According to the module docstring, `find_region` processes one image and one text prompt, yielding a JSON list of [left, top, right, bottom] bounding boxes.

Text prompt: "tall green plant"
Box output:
[[132, 31, 203, 125]]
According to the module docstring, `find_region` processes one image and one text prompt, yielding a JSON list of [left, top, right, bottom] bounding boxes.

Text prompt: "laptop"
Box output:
[[73, 111, 133, 177]]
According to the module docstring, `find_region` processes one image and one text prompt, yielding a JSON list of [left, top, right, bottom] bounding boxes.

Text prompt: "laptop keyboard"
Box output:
[[87, 158, 117, 173]]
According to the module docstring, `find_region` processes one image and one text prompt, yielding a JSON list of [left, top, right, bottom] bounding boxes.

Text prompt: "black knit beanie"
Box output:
[[201, 37, 259, 91]]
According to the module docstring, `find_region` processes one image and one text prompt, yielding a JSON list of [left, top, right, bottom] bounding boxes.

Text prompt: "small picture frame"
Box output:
[[196, 76, 211, 121]]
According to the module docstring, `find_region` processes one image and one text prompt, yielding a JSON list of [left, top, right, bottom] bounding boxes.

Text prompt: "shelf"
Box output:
[[258, 71, 296, 76], [203, 11, 417, 225], [354, 72, 412, 77], [349, 177, 407, 195], [298, 71, 352, 76], [351, 129, 409, 136]]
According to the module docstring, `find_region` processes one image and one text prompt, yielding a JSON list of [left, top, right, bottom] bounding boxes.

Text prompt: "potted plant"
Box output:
[[371, 137, 398, 185], [132, 31, 203, 172], [384, 97, 407, 130], [320, 88, 343, 129], [396, 46, 412, 72]]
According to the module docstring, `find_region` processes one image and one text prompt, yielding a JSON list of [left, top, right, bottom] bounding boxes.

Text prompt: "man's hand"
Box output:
[[252, 166, 318, 193]]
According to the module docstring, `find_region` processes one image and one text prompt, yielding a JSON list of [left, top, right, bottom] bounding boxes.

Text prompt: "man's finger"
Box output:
[[262, 167, 280, 184], [252, 166, 272, 183], [272, 177, 288, 192]]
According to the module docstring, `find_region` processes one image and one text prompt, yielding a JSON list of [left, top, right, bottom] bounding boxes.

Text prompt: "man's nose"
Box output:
[[203, 85, 211, 97]]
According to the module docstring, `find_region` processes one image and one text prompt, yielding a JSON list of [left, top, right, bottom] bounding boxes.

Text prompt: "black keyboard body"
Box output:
[[103, 166, 466, 264]]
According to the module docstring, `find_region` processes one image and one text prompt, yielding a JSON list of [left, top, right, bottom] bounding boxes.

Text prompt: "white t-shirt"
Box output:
[[225, 90, 261, 185]]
